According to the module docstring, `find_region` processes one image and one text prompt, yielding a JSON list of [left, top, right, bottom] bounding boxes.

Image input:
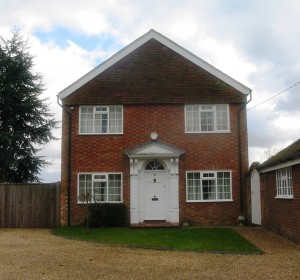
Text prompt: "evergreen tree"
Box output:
[[0, 29, 58, 183]]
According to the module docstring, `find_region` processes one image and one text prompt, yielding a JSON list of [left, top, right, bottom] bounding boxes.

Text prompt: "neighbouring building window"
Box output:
[[186, 171, 232, 201], [79, 106, 123, 134], [78, 173, 122, 203], [276, 167, 293, 198], [185, 105, 229, 133]]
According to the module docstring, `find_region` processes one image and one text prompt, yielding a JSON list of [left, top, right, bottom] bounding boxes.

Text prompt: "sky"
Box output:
[[1, 0, 300, 182]]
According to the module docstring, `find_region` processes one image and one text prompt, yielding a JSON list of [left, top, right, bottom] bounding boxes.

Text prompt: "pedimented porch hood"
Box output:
[[125, 139, 185, 176], [125, 139, 185, 159]]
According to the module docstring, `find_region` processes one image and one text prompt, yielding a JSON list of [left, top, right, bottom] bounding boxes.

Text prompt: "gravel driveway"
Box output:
[[0, 227, 299, 279]]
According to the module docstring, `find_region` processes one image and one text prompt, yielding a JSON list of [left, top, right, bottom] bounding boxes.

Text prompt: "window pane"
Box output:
[[80, 107, 93, 133], [187, 173, 201, 200], [202, 179, 216, 200], [200, 105, 213, 110], [78, 174, 92, 202], [200, 111, 214, 131], [108, 174, 122, 202], [94, 181, 107, 202], [145, 160, 164, 171], [203, 173, 215, 178], [109, 107, 123, 133], [94, 174, 106, 180], [94, 113, 108, 133], [216, 105, 228, 131], [185, 106, 200, 132], [217, 172, 231, 200]]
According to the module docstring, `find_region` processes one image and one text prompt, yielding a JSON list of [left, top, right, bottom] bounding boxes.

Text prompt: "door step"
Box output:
[[131, 221, 180, 228], [144, 220, 166, 224]]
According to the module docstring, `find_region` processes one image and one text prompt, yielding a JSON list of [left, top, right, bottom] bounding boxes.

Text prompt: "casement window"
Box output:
[[78, 173, 122, 203], [79, 106, 123, 134], [186, 171, 232, 202], [185, 105, 229, 133], [276, 167, 293, 198]]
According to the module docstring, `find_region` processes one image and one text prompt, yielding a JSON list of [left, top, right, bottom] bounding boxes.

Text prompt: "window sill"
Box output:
[[78, 133, 123, 136], [77, 201, 123, 204], [275, 196, 294, 199], [186, 199, 233, 203], [185, 131, 231, 134]]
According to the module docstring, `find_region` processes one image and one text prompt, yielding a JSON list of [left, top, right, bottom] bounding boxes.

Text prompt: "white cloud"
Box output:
[[194, 38, 256, 87]]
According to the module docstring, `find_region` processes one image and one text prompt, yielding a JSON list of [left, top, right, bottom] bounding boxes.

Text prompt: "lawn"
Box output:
[[53, 227, 261, 254]]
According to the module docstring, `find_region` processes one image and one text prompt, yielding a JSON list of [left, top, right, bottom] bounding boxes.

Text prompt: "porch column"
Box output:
[[129, 159, 139, 224]]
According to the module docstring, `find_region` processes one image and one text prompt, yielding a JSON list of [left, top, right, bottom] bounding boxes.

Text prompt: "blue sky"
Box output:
[[1, 0, 300, 182], [34, 27, 122, 53]]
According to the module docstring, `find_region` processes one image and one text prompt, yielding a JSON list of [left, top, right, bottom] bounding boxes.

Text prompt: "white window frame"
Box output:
[[186, 170, 232, 202], [77, 172, 123, 203], [185, 104, 230, 133], [276, 167, 293, 199], [79, 105, 123, 135]]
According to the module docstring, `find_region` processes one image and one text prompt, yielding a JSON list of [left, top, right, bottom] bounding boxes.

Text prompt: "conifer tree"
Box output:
[[0, 29, 58, 183]]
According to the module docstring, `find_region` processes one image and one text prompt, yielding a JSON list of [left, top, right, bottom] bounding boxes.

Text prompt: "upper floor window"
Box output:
[[79, 106, 123, 134], [276, 167, 293, 199], [185, 105, 229, 133]]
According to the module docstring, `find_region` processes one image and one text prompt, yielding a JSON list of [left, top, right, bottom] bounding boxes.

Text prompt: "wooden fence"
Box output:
[[0, 183, 60, 228]]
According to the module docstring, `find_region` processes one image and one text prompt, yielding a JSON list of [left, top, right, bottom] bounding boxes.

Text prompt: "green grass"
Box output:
[[53, 227, 261, 254]]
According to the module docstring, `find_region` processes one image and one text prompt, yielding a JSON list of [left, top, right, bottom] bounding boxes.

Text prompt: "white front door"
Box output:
[[129, 157, 179, 225], [143, 175, 168, 220], [251, 170, 261, 225]]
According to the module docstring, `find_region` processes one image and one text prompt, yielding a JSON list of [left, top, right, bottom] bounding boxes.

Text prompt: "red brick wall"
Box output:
[[60, 102, 248, 226], [261, 164, 300, 243]]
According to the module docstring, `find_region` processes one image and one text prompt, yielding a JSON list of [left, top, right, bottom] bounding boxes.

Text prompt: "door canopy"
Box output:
[[125, 139, 185, 176], [125, 139, 185, 159]]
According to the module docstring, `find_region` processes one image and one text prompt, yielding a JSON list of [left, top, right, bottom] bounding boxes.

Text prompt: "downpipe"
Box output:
[[57, 95, 72, 227], [237, 90, 252, 224]]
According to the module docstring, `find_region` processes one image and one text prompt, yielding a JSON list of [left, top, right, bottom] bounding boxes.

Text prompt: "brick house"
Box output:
[[57, 29, 252, 226], [252, 139, 300, 243]]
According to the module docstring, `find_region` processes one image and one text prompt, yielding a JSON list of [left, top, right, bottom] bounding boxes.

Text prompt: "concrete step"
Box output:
[[131, 221, 180, 228]]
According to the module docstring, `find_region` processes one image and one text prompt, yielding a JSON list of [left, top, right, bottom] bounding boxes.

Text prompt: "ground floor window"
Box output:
[[186, 171, 232, 201], [276, 167, 293, 198], [78, 173, 122, 203]]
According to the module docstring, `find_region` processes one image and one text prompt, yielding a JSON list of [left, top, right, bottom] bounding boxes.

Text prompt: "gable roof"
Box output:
[[259, 139, 300, 171], [58, 29, 251, 99]]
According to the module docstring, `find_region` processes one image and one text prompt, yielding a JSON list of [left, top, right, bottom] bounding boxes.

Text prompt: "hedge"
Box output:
[[86, 203, 128, 227]]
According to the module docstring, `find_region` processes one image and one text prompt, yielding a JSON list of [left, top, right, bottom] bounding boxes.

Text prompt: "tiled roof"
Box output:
[[63, 39, 248, 106], [59, 29, 251, 101], [259, 139, 300, 170]]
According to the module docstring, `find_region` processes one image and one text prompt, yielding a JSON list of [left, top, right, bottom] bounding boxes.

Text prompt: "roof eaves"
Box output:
[[258, 139, 300, 170], [259, 157, 300, 173]]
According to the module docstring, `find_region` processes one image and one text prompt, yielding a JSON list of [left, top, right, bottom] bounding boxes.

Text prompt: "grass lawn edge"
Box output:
[[52, 227, 263, 255]]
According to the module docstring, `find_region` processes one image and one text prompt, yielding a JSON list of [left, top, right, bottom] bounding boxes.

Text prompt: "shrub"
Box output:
[[87, 203, 128, 228]]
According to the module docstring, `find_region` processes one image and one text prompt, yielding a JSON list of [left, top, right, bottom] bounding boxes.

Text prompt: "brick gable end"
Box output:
[[64, 39, 246, 106]]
